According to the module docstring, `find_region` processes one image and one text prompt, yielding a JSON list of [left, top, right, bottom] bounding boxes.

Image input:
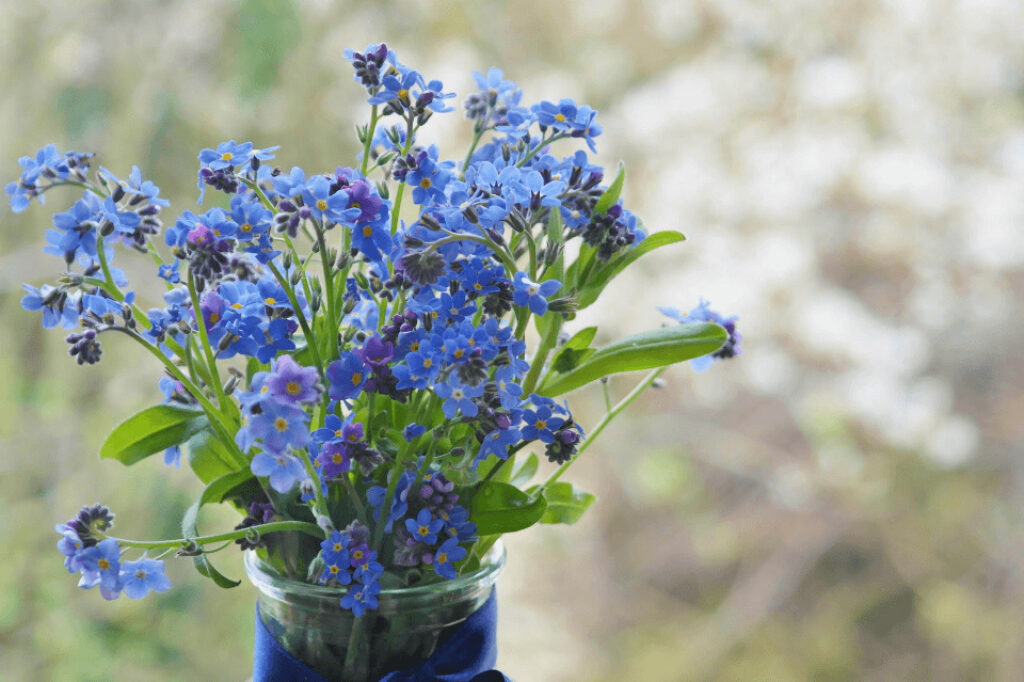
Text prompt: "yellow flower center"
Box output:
[[316, 199, 328, 211], [221, 152, 233, 161], [286, 382, 300, 394], [362, 225, 374, 237], [335, 429, 343, 438], [135, 569, 147, 580], [420, 178, 432, 189], [535, 419, 547, 430], [453, 349, 465, 359], [351, 372, 362, 385], [417, 526, 429, 536], [333, 543, 343, 552], [332, 453, 344, 464], [274, 417, 289, 432], [398, 89, 409, 99], [232, 302, 243, 309], [422, 358, 432, 368], [554, 113, 566, 123], [98, 559, 110, 570], [330, 565, 339, 574], [209, 312, 220, 324], [264, 297, 276, 305], [437, 552, 448, 563], [240, 223, 252, 233]]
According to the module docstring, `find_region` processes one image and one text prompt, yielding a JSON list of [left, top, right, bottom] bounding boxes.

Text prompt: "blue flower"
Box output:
[[433, 374, 484, 418], [198, 140, 255, 171], [432, 537, 467, 580], [6, 145, 93, 213], [477, 423, 523, 462], [21, 284, 79, 329], [521, 405, 559, 444], [405, 508, 444, 546], [340, 579, 380, 617], [99, 166, 170, 207], [119, 559, 172, 599], [250, 450, 308, 493], [157, 261, 180, 284], [320, 531, 351, 565], [320, 556, 353, 586], [512, 272, 561, 316], [246, 400, 310, 453], [302, 175, 359, 224], [658, 299, 741, 371], [326, 351, 369, 401], [77, 537, 121, 594]]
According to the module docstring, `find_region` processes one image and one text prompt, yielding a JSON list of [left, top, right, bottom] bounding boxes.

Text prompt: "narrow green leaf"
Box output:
[[549, 326, 598, 374], [192, 554, 242, 589], [537, 322, 728, 396], [99, 405, 208, 466], [470, 481, 547, 535], [576, 230, 686, 310], [509, 453, 539, 488], [181, 472, 248, 590], [593, 163, 626, 216], [537, 482, 596, 525]]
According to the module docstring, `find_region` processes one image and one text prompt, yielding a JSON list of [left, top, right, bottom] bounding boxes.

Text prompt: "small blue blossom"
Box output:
[[433, 374, 484, 418], [658, 299, 741, 371], [250, 450, 308, 493], [405, 508, 444, 546], [340, 579, 380, 617], [512, 272, 561, 316], [432, 537, 467, 580], [245, 399, 310, 453], [326, 351, 369, 401], [119, 559, 172, 599]]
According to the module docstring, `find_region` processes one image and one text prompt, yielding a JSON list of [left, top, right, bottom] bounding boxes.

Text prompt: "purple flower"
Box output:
[[326, 351, 369, 401], [340, 579, 380, 617], [266, 355, 321, 405]]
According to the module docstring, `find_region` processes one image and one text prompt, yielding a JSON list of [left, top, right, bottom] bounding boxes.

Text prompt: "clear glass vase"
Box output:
[[244, 541, 505, 681]]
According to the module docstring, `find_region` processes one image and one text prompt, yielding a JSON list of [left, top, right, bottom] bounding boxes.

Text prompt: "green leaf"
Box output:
[[191, 553, 242, 589], [549, 326, 598, 374], [180, 474, 248, 590], [470, 481, 547, 535], [182, 428, 237, 484], [100, 405, 208, 466], [199, 470, 256, 507], [593, 163, 625, 216], [509, 453, 539, 487], [538, 482, 596, 525], [576, 230, 685, 310], [537, 322, 728, 396]]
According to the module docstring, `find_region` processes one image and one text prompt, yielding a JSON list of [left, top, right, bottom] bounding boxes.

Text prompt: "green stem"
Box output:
[[459, 128, 485, 180], [521, 317, 561, 395], [341, 474, 368, 527], [99, 520, 323, 550], [538, 367, 665, 494], [187, 269, 229, 410], [360, 105, 379, 176], [267, 261, 326, 382], [516, 133, 570, 167]]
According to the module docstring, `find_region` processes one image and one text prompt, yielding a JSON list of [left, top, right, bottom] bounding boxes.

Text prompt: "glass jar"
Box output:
[[245, 541, 505, 681]]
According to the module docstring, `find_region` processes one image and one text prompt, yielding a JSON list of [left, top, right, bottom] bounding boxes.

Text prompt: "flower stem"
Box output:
[[100, 520, 323, 550], [537, 367, 665, 494]]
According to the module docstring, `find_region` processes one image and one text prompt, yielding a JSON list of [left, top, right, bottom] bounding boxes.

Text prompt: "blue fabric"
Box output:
[[253, 589, 509, 682]]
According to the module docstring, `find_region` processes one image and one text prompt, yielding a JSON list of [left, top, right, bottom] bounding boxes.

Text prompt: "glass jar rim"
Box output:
[[244, 539, 505, 606]]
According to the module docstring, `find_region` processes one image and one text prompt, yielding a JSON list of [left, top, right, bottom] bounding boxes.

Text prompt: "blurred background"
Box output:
[[1, 0, 1022, 680]]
